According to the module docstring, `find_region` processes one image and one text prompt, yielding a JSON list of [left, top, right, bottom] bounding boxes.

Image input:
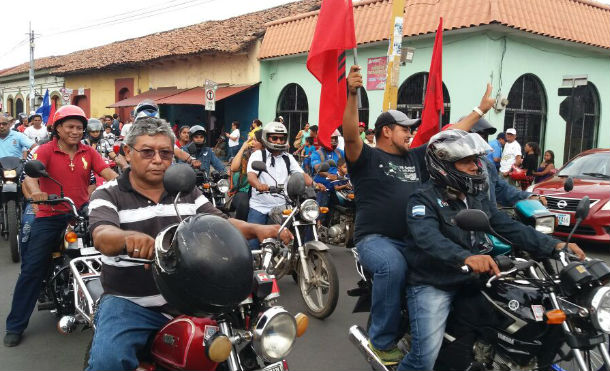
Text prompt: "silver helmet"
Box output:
[[87, 118, 103, 132], [261, 121, 289, 152]]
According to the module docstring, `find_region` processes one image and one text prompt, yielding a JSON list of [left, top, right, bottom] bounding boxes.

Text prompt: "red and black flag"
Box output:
[[306, 0, 357, 148]]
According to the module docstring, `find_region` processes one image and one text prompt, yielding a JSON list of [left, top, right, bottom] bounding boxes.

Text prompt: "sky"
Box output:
[[2, 0, 610, 71], [0, 0, 298, 70]]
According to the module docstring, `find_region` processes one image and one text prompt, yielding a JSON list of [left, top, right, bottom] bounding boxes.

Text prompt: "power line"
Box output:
[[40, 0, 218, 38], [0, 38, 29, 59]]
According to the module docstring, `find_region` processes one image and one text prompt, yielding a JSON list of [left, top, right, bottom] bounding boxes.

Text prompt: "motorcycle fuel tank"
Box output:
[[151, 315, 220, 371]]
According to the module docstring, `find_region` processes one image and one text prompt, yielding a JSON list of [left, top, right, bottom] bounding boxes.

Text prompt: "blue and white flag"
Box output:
[[35, 89, 51, 124]]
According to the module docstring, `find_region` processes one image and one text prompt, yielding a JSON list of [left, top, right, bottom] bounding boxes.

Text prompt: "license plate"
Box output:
[[555, 213, 571, 226], [263, 361, 285, 371]]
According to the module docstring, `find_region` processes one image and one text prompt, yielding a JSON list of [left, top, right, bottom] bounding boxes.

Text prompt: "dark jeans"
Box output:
[[232, 191, 250, 221], [247, 208, 268, 249], [6, 214, 72, 334], [228, 145, 239, 159]]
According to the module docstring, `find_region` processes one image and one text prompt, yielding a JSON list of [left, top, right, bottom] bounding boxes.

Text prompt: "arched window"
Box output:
[[15, 98, 24, 115], [358, 88, 370, 127], [50, 93, 61, 109], [397, 72, 451, 124], [563, 82, 600, 162], [276, 83, 308, 146], [6, 97, 14, 117], [118, 87, 131, 123], [503, 74, 547, 151]]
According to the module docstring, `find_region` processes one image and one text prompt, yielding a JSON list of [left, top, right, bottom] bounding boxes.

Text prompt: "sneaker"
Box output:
[[368, 340, 403, 366], [3, 332, 22, 347]]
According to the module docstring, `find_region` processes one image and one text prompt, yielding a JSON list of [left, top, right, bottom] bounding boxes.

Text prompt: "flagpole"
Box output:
[[352, 48, 362, 109]]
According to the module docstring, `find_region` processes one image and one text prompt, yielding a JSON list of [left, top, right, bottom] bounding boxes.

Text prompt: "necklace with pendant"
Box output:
[[58, 141, 76, 172]]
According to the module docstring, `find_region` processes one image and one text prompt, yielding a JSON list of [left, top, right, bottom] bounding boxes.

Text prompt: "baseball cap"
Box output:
[[496, 132, 506, 140], [374, 110, 421, 132], [506, 128, 517, 135]]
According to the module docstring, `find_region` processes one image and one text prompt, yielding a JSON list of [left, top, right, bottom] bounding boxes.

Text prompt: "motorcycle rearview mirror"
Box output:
[[24, 160, 65, 198], [317, 162, 330, 173], [24, 160, 49, 178], [327, 160, 337, 168], [455, 209, 513, 246], [164, 164, 197, 222], [575, 196, 590, 221], [564, 177, 574, 192], [286, 173, 306, 199], [251, 161, 267, 173]]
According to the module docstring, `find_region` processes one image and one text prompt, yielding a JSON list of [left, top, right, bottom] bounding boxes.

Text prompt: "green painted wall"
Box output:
[[259, 29, 610, 166]]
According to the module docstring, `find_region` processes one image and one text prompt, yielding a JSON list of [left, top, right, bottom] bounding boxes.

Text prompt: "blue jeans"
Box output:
[[6, 214, 72, 334], [19, 202, 35, 259], [228, 145, 239, 159], [356, 234, 407, 350], [398, 285, 456, 371], [247, 208, 268, 249], [86, 295, 170, 371]]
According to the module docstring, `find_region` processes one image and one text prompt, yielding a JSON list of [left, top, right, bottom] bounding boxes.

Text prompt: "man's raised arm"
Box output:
[[342, 65, 364, 163], [452, 83, 496, 132]]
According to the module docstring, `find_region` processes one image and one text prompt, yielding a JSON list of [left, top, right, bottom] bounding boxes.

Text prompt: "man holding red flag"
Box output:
[[342, 64, 495, 365], [306, 0, 356, 148], [411, 18, 444, 148]]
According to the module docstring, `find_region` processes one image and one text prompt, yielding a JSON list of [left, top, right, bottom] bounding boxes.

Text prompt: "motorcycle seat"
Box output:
[[85, 278, 104, 303]]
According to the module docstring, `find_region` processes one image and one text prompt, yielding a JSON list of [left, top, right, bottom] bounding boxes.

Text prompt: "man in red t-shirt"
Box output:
[[4, 105, 117, 347]]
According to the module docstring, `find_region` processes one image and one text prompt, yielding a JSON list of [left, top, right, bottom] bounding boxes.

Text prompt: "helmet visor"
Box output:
[[431, 132, 492, 162]]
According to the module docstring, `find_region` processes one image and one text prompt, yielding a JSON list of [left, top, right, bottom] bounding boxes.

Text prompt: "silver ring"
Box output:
[[134, 249, 140, 253]]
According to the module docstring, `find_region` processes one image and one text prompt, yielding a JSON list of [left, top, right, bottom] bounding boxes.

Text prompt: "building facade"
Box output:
[[258, 0, 610, 165]]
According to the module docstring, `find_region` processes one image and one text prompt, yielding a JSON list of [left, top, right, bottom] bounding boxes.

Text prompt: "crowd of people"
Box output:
[[0, 66, 585, 371]]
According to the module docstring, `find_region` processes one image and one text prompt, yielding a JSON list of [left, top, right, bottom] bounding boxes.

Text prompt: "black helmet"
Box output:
[[462, 116, 497, 136], [189, 124, 206, 139], [425, 130, 492, 196], [134, 99, 160, 121], [153, 214, 253, 316]]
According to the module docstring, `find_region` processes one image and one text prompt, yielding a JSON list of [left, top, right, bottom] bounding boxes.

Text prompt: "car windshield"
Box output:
[[558, 152, 610, 179]]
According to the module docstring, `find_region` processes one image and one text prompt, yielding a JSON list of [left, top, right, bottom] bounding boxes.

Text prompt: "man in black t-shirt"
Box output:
[[343, 65, 496, 365]]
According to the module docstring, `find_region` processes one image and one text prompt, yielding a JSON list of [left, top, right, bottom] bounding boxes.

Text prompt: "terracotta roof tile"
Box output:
[[1, 0, 321, 77], [259, 0, 610, 59], [0, 56, 64, 78]]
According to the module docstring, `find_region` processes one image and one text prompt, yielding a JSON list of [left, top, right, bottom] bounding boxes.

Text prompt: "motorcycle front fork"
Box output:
[[294, 223, 317, 284], [219, 320, 243, 371]]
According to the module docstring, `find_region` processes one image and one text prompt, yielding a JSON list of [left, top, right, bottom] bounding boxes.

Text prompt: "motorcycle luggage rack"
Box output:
[[70, 255, 103, 327]]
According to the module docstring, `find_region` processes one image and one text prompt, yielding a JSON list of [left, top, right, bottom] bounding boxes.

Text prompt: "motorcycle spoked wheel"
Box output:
[[551, 336, 609, 371], [297, 250, 339, 319], [6, 200, 20, 263]]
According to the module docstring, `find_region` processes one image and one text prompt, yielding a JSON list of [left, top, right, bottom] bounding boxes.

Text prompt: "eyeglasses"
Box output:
[[129, 145, 174, 160], [0, 122, 10, 127], [268, 135, 286, 143]]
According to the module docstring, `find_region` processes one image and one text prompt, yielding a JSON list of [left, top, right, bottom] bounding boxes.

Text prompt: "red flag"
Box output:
[[306, 0, 356, 148], [411, 17, 444, 148], [47, 100, 56, 126]]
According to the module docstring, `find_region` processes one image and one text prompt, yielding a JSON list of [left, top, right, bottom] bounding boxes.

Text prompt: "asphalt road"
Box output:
[[0, 239, 607, 371]]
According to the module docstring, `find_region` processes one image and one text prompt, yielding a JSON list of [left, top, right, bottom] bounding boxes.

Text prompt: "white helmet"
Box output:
[[261, 121, 289, 152]]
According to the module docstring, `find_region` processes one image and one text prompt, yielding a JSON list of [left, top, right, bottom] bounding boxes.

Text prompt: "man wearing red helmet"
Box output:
[[3, 105, 118, 347]]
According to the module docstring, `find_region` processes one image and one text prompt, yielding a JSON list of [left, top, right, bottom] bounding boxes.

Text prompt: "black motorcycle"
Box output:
[[23, 160, 95, 318], [316, 175, 355, 248], [0, 156, 23, 262], [349, 197, 610, 371], [195, 169, 230, 210]]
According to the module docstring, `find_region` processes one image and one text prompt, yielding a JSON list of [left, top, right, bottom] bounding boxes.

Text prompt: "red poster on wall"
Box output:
[[366, 56, 388, 90]]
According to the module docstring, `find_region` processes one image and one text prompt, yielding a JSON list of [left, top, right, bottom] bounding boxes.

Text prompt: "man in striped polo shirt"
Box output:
[[85, 117, 292, 371]]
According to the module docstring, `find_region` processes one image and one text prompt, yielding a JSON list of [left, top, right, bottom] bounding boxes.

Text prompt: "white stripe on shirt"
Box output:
[[117, 202, 206, 224]]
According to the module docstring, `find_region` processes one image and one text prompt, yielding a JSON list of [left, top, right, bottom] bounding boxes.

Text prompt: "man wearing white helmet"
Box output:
[[246, 121, 313, 249]]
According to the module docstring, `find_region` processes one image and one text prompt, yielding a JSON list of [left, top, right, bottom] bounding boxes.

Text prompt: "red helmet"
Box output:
[[358, 122, 366, 128], [509, 167, 527, 181], [53, 105, 88, 129]]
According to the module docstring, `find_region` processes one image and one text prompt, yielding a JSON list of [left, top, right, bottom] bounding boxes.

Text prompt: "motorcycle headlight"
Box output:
[[300, 199, 319, 222], [252, 307, 297, 362], [217, 179, 229, 194], [3, 169, 17, 178], [535, 215, 555, 234], [590, 287, 610, 333]]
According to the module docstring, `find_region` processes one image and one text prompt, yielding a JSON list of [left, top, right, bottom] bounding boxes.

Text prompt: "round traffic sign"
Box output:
[[206, 89, 215, 100]]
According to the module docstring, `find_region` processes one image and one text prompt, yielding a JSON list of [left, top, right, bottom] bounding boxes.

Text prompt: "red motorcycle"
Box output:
[[58, 164, 308, 371]]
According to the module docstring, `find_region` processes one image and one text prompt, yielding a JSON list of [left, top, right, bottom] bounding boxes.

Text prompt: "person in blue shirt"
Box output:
[[182, 125, 226, 176], [310, 129, 344, 223], [299, 136, 316, 175], [0, 115, 34, 159], [487, 132, 505, 170]]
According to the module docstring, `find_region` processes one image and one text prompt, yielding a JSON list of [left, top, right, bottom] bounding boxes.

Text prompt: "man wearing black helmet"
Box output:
[[183, 124, 226, 176], [85, 117, 292, 371], [399, 130, 584, 371], [342, 65, 496, 365]]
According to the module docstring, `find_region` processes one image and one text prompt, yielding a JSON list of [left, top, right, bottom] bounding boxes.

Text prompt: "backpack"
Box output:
[[259, 149, 291, 177]]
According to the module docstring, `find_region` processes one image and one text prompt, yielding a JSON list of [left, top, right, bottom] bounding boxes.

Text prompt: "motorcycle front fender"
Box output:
[[1, 183, 18, 201], [303, 240, 329, 255]]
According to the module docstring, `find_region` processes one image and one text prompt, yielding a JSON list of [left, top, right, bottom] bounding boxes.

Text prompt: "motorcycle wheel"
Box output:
[[297, 250, 339, 319], [553, 336, 608, 371], [7, 200, 19, 263]]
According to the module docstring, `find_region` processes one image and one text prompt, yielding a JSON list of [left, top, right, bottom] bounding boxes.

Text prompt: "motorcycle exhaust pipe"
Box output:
[[57, 315, 77, 335], [348, 325, 390, 371]]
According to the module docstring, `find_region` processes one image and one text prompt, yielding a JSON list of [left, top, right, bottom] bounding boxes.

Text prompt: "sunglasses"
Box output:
[[129, 145, 174, 160], [268, 135, 286, 142]]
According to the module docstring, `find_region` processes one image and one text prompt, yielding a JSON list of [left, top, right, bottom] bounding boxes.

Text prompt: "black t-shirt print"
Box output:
[[347, 143, 428, 243]]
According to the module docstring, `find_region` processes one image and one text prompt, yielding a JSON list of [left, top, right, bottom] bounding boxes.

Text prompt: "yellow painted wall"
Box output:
[[64, 68, 149, 118], [148, 42, 261, 88]]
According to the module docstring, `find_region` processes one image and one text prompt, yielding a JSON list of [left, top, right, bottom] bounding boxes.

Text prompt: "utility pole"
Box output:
[[28, 22, 35, 113], [381, 0, 406, 111]]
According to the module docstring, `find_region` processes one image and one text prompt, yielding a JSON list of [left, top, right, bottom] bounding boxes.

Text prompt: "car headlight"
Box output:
[[217, 179, 229, 194], [3, 169, 17, 178], [535, 215, 555, 234], [252, 307, 297, 362], [526, 184, 535, 192], [590, 287, 610, 333], [602, 200, 610, 211], [300, 199, 319, 222]]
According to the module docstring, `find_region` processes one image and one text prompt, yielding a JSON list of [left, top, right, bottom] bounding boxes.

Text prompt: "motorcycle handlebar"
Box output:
[[27, 195, 80, 218]]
